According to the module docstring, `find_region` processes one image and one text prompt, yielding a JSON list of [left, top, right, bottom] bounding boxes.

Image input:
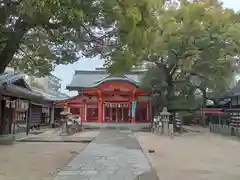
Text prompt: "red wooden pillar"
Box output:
[[98, 90, 103, 123], [82, 99, 86, 122], [121, 106, 124, 122], [102, 103, 105, 123], [110, 106, 112, 121], [129, 102, 132, 123], [147, 100, 149, 122], [149, 99, 152, 122], [98, 100, 103, 123], [85, 104, 87, 122]]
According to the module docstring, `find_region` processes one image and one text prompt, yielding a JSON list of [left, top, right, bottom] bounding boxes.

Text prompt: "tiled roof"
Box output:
[[66, 70, 145, 90], [0, 72, 44, 101], [31, 87, 69, 101], [0, 72, 68, 102], [0, 72, 25, 85], [44, 91, 69, 101], [220, 81, 240, 98]]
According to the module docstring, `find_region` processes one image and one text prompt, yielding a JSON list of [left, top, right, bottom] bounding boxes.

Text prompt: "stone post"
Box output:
[[160, 107, 171, 135]]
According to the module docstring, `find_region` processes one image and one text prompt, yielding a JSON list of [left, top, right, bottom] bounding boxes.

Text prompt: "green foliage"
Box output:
[[141, 66, 202, 112], [0, 0, 161, 76], [107, 0, 239, 110]]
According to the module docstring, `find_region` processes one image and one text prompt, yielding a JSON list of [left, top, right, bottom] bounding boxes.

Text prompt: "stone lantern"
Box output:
[[60, 106, 71, 135], [160, 107, 171, 135]]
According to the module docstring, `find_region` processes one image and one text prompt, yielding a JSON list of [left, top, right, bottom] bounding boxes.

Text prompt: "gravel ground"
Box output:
[[0, 142, 87, 180], [135, 131, 240, 180]]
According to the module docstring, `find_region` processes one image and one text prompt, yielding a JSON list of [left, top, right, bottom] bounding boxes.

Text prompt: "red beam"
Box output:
[[201, 108, 223, 111], [68, 104, 84, 108], [200, 108, 224, 114], [103, 97, 132, 101]]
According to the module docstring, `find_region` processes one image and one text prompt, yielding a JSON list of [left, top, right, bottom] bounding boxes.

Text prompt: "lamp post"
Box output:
[[160, 107, 171, 135], [60, 105, 71, 135]]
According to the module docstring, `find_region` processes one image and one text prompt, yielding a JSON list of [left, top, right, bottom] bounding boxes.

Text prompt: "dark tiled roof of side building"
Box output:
[[219, 81, 240, 98], [0, 72, 69, 102]]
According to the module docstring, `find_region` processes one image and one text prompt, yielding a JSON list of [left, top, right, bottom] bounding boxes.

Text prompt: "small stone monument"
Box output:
[[160, 107, 171, 135], [60, 106, 71, 135]]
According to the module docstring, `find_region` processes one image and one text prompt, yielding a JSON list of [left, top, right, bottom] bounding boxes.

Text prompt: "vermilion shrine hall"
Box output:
[[56, 68, 152, 123]]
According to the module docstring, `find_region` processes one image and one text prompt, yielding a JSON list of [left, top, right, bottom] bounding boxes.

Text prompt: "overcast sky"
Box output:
[[52, 0, 240, 96]]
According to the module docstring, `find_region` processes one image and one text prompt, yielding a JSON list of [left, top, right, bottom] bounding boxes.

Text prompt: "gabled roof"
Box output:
[[31, 87, 69, 101], [66, 69, 146, 90], [0, 72, 70, 103], [0, 72, 31, 90], [94, 74, 139, 87], [0, 72, 43, 101]]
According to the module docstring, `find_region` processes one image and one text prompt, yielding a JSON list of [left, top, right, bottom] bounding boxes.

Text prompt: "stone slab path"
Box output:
[[54, 130, 158, 180]]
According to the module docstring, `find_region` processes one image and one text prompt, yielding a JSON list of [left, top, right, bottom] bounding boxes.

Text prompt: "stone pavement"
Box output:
[[54, 130, 158, 180], [17, 130, 99, 143]]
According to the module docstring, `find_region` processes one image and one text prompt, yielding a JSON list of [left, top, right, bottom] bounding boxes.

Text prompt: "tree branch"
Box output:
[[0, 39, 8, 44], [0, 18, 28, 73], [18, 47, 39, 67], [1, 0, 23, 6]]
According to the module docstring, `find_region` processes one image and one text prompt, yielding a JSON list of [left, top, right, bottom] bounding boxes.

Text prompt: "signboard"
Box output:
[[6, 99, 29, 111], [105, 103, 129, 108]]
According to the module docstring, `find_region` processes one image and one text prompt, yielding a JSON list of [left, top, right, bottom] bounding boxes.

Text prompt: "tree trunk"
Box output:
[[166, 75, 174, 109], [0, 98, 3, 134], [0, 100, 6, 134], [0, 19, 28, 73]]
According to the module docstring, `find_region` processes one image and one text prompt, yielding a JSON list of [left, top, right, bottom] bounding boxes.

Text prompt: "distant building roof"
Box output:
[[31, 87, 69, 101], [0, 72, 24, 84], [0, 72, 69, 102], [0, 72, 43, 101], [220, 81, 240, 98], [66, 69, 146, 90]]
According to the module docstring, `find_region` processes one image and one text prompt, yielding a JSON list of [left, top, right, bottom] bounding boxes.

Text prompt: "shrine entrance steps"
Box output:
[[82, 122, 150, 131]]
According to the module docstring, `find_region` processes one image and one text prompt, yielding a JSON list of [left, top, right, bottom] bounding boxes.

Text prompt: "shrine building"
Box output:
[[57, 68, 152, 123]]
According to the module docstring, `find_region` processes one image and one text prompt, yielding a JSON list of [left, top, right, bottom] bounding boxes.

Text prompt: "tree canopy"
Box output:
[[106, 0, 240, 110], [0, 0, 161, 76], [1, 0, 239, 111]]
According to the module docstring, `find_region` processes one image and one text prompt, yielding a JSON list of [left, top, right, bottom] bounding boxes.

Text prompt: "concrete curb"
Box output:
[[133, 132, 160, 180], [17, 138, 93, 143]]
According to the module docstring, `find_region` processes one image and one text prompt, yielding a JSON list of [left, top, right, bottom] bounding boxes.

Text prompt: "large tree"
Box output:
[[0, 0, 160, 76], [107, 0, 239, 109]]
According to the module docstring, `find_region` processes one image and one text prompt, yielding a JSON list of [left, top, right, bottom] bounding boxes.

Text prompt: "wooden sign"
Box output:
[[105, 103, 129, 108]]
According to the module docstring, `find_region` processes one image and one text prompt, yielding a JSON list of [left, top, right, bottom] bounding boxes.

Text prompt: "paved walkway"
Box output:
[[54, 130, 158, 180]]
